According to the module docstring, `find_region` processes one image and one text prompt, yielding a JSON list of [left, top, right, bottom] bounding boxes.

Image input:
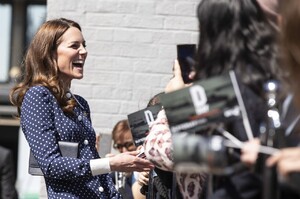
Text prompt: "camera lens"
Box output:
[[173, 134, 229, 174]]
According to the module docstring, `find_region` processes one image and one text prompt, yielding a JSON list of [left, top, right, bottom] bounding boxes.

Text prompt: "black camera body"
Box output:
[[172, 134, 232, 175]]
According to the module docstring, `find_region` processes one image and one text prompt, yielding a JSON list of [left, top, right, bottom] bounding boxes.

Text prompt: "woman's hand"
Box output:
[[267, 147, 300, 176], [137, 171, 149, 186], [241, 138, 260, 167], [132, 171, 149, 199], [109, 151, 154, 172], [165, 60, 193, 93]]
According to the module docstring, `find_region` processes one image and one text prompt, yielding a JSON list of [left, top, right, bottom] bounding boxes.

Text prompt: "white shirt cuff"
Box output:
[[90, 158, 111, 176]]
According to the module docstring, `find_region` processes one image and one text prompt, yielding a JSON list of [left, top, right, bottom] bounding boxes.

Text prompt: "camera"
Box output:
[[158, 71, 254, 175], [172, 134, 241, 175]]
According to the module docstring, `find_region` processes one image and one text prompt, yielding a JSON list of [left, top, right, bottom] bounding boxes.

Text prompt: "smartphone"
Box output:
[[177, 44, 196, 84], [136, 148, 146, 158]]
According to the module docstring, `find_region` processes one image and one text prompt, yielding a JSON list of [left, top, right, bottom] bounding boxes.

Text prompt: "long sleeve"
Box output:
[[143, 109, 206, 198], [143, 109, 174, 171]]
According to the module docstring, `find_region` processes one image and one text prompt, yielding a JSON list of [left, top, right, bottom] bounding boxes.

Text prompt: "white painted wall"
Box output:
[[47, 0, 199, 134]]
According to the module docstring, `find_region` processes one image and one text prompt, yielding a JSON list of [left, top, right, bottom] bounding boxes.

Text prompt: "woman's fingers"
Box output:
[[109, 153, 154, 172], [266, 147, 300, 177], [241, 138, 260, 166], [165, 60, 185, 93], [173, 60, 182, 77], [138, 171, 150, 185], [277, 159, 300, 176]]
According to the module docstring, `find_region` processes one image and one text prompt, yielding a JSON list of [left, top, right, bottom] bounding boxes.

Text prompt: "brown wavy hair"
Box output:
[[279, 0, 300, 107], [10, 18, 81, 115]]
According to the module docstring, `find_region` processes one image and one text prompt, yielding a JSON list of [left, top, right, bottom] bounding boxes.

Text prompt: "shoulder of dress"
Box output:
[[24, 86, 54, 103], [27, 85, 51, 95]]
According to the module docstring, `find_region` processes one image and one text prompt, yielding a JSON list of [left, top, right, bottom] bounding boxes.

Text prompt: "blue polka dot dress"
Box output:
[[21, 86, 122, 199]]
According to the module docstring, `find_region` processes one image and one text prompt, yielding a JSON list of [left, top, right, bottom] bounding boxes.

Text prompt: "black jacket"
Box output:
[[0, 146, 18, 199]]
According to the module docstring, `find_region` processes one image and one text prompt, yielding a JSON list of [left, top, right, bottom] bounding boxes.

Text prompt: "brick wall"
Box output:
[[47, 0, 200, 150]]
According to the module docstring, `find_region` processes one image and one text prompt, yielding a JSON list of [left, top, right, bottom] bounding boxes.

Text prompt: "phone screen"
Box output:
[[177, 44, 196, 84]]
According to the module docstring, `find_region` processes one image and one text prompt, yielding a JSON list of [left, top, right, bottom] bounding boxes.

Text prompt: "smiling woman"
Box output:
[[56, 27, 87, 85], [9, 18, 153, 199]]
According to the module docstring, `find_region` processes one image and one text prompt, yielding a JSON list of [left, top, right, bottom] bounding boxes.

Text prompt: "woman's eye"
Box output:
[[71, 44, 80, 49], [70, 43, 86, 49]]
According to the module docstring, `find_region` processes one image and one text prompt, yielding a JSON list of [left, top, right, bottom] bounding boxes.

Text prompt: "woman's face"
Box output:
[[56, 27, 87, 84]]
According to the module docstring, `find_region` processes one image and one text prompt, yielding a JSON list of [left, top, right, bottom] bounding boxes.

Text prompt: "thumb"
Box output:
[[173, 60, 182, 78]]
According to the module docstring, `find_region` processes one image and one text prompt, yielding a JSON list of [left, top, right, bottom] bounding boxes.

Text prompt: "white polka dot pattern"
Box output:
[[20, 86, 122, 199]]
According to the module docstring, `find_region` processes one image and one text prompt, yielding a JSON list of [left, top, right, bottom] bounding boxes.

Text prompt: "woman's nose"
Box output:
[[79, 45, 87, 55]]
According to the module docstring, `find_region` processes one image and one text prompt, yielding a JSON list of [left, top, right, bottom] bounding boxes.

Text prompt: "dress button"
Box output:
[[66, 92, 72, 99], [99, 186, 104, 192], [78, 115, 82, 121], [84, 139, 89, 145]]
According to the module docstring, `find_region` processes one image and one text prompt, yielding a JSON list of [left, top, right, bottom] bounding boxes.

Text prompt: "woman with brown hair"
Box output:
[[10, 18, 153, 198], [266, 0, 300, 179]]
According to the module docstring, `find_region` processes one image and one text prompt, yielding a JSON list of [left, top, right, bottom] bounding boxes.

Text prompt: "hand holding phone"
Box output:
[[177, 44, 196, 84], [165, 60, 186, 93], [136, 147, 146, 158]]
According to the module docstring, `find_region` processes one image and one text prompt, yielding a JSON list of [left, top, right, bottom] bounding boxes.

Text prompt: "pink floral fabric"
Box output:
[[144, 109, 206, 199]]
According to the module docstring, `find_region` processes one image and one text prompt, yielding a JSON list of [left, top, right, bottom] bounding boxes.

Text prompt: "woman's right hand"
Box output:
[[266, 147, 300, 176], [109, 151, 154, 172]]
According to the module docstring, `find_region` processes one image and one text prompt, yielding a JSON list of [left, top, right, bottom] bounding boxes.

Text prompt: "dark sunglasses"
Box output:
[[113, 142, 134, 150]]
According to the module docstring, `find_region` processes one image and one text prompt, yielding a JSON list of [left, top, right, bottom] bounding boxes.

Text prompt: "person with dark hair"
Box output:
[[195, 0, 279, 96], [9, 18, 153, 198], [146, 92, 184, 199], [147, 92, 164, 107], [144, 0, 280, 198], [0, 146, 18, 199]]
